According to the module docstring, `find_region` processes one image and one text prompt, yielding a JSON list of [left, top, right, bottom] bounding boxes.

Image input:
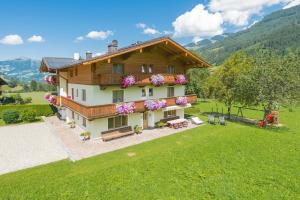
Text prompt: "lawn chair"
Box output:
[[219, 115, 226, 125], [219, 108, 226, 125], [208, 114, 215, 125], [191, 117, 204, 125]]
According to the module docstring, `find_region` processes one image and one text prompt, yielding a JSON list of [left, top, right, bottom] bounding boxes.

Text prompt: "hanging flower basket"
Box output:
[[44, 93, 51, 101], [176, 96, 188, 106], [44, 75, 57, 85], [116, 102, 136, 115], [150, 74, 164, 86], [48, 95, 57, 105], [122, 75, 136, 88], [144, 99, 168, 111], [175, 74, 187, 85]]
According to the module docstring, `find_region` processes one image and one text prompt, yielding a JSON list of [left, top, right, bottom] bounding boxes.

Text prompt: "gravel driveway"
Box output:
[[0, 122, 68, 175]]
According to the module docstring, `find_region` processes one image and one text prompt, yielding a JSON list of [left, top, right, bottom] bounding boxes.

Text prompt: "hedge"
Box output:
[[0, 104, 55, 119]]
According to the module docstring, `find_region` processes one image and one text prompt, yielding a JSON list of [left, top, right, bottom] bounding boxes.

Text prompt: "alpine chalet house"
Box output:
[[40, 37, 210, 140]]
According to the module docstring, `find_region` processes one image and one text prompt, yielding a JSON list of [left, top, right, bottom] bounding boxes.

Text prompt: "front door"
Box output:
[[143, 112, 148, 129]]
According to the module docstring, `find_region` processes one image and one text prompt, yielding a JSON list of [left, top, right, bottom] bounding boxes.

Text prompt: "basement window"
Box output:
[[82, 117, 86, 127]]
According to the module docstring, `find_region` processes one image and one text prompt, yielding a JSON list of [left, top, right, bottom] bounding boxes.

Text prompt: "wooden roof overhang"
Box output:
[[40, 37, 211, 72]]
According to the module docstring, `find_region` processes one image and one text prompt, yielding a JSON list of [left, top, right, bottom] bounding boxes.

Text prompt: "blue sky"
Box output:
[[0, 0, 297, 60]]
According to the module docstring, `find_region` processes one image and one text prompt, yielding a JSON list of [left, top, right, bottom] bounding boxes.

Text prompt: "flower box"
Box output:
[[144, 99, 168, 111], [116, 102, 136, 115], [122, 75, 136, 88], [150, 74, 164, 86], [175, 74, 187, 85], [176, 96, 188, 106]]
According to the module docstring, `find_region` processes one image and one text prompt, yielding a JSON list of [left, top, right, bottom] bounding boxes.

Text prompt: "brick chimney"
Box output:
[[108, 40, 118, 53], [86, 51, 93, 60]]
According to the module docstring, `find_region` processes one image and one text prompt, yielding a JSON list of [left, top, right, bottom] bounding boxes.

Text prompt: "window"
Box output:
[[69, 69, 73, 77], [112, 90, 124, 103], [82, 117, 86, 127], [82, 89, 86, 101], [112, 64, 124, 74], [141, 88, 146, 97], [141, 64, 147, 73], [167, 65, 175, 74], [149, 88, 153, 96], [76, 89, 78, 97], [167, 86, 174, 97], [75, 67, 78, 76], [71, 111, 74, 119], [164, 110, 176, 118], [77, 114, 79, 120], [108, 116, 128, 129], [149, 64, 153, 73], [91, 63, 96, 73], [71, 88, 74, 99]]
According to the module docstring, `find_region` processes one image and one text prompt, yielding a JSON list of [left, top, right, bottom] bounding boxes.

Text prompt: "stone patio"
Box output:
[[43, 116, 203, 161]]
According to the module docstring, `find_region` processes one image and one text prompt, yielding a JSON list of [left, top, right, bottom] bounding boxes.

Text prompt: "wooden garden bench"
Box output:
[[102, 126, 134, 141]]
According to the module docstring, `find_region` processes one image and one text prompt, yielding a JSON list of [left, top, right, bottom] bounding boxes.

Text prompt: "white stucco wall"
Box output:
[[67, 84, 186, 106], [59, 76, 68, 97]]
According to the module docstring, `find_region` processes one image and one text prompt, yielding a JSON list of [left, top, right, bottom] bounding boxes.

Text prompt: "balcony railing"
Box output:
[[94, 73, 183, 86], [57, 95, 197, 120]]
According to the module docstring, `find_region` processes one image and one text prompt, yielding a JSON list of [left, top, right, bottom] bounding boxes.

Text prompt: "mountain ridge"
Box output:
[[186, 5, 300, 65]]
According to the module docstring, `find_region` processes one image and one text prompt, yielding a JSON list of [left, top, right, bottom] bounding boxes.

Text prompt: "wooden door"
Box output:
[[143, 112, 148, 129]]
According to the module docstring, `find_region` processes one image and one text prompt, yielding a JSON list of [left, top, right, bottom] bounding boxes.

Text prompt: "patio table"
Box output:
[[167, 119, 188, 129]]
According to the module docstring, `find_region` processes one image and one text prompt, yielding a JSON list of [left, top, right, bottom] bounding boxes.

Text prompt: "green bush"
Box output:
[[0, 104, 54, 119], [155, 121, 166, 128], [21, 109, 37, 122], [134, 125, 143, 134], [23, 97, 32, 104], [2, 110, 20, 124]]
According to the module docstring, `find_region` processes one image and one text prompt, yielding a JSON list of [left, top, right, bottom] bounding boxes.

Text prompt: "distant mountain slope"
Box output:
[[187, 5, 300, 65], [0, 58, 42, 82]]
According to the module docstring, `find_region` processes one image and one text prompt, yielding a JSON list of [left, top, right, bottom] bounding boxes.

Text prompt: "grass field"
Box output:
[[0, 100, 299, 199], [3, 92, 48, 104]]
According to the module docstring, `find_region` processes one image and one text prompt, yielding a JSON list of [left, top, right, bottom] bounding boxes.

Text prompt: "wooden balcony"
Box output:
[[94, 73, 183, 86], [57, 95, 197, 120]]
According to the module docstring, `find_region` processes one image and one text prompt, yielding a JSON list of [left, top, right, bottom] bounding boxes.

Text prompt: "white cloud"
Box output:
[[93, 52, 105, 57], [283, 0, 300, 9], [75, 36, 85, 42], [172, 4, 223, 40], [0, 34, 23, 45], [143, 27, 160, 35], [136, 23, 162, 35], [86, 30, 113, 40], [136, 23, 146, 29], [163, 30, 173, 35], [209, 0, 282, 26], [27, 35, 44, 42]]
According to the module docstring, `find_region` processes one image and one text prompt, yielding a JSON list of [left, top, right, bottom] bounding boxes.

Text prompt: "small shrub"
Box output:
[[134, 125, 143, 134], [80, 131, 91, 140], [155, 121, 166, 128], [11, 94, 24, 104], [2, 110, 20, 124], [23, 97, 32, 104], [21, 109, 37, 122], [68, 120, 75, 128]]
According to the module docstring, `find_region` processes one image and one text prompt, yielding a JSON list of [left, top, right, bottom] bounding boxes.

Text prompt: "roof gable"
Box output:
[[40, 36, 211, 72]]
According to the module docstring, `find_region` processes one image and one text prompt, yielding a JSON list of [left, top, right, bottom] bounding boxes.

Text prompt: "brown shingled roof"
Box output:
[[40, 36, 211, 72]]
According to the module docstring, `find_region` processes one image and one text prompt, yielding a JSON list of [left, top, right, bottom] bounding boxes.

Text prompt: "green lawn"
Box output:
[[6, 92, 49, 104], [0, 101, 299, 199]]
